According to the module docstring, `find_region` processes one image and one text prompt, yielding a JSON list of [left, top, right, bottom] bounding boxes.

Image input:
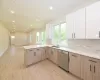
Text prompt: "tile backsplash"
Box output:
[[68, 39, 100, 52]]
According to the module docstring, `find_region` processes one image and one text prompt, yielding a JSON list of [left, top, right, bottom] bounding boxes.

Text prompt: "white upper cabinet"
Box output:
[[66, 13, 74, 39], [86, 1, 100, 39], [74, 8, 86, 39], [66, 8, 86, 39]]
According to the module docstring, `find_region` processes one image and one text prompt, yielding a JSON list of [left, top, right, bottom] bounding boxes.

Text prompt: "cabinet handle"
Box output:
[[74, 33, 75, 38], [34, 52, 36, 56], [94, 66, 95, 73], [90, 64, 91, 71], [72, 33, 73, 38], [99, 31, 100, 38]]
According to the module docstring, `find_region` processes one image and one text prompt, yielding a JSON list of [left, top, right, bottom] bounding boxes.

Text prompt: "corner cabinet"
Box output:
[[84, 56, 100, 80], [66, 8, 86, 39]]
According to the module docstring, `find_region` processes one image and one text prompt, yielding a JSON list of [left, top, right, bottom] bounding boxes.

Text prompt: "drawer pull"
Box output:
[[34, 52, 36, 56], [94, 66, 95, 73], [90, 64, 91, 71]]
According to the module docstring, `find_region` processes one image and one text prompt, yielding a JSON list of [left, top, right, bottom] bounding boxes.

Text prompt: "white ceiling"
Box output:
[[0, 0, 98, 32]]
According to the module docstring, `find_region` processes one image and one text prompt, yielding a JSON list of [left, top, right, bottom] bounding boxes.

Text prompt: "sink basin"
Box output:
[[52, 45, 60, 48]]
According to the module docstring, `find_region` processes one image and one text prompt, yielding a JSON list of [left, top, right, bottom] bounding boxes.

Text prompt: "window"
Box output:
[[53, 25, 60, 45], [41, 32, 46, 44], [36, 32, 40, 43], [29, 32, 32, 43], [60, 23, 67, 46], [53, 23, 67, 46], [36, 31, 46, 44]]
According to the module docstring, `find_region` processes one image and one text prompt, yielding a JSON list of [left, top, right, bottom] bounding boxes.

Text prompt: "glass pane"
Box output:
[[60, 23, 67, 45], [41, 31, 46, 44], [37, 32, 39, 37], [53, 25, 60, 44], [36, 32, 39, 42]]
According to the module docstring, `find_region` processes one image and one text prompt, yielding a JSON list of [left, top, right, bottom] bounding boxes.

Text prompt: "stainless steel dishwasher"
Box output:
[[58, 50, 69, 71]]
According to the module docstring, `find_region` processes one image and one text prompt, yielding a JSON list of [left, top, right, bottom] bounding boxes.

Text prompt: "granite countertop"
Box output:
[[23, 45, 100, 60]]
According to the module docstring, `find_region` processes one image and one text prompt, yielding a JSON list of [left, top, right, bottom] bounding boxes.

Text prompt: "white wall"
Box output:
[[0, 22, 10, 56], [11, 32, 29, 46]]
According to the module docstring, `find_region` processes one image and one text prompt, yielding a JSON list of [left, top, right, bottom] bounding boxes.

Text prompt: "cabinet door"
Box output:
[[84, 57, 93, 80], [52, 49, 58, 64], [35, 48, 42, 62], [41, 48, 47, 60], [74, 8, 86, 39], [69, 53, 81, 77], [86, 1, 100, 39], [48, 48, 52, 60], [25, 49, 34, 66], [66, 13, 74, 39], [92, 59, 100, 80]]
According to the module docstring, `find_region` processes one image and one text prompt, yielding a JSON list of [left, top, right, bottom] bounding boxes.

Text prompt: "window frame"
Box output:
[[52, 22, 67, 46]]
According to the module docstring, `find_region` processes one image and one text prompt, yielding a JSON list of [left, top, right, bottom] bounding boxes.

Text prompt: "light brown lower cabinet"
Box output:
[[24, 49, 37, 66], [24, 47, 100, 80], [83, 56, 100, 80], [24, 48, 42, 66], [41, 48, 47, 60], [69, 53, 81, 78], [48, 48, 58, 64]]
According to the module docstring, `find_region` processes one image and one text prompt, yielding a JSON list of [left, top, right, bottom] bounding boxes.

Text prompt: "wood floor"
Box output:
[[0, 46, 80, 80]]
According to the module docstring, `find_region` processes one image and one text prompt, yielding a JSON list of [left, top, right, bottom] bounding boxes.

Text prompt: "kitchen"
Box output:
[[0, 0, 100, 80], [24, 1, 100, 80]]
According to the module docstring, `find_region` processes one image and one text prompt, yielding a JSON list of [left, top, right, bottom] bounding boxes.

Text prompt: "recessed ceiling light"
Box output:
[[12, 21, 15, 23], [11, 10, 15, 14], [30, 25, 32, 26], [49, 6, 53, 10]]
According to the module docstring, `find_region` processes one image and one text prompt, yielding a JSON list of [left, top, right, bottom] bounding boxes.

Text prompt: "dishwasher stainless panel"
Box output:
[[58, 50, 69, 71]]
